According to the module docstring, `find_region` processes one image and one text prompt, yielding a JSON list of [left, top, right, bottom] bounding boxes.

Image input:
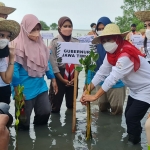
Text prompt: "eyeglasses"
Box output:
[[144, 23, 150, 28], [97, 28, 104, 31]]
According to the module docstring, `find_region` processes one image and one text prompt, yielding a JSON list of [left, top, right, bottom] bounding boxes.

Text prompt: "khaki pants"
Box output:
[[96, 85, 126, 115]]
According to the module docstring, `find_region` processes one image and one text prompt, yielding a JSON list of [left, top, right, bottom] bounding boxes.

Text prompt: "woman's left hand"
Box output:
[[51, 79, 58, 95]]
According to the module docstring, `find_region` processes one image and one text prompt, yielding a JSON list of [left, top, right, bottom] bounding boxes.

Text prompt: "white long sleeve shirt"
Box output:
[[0, 58, 8, 86], [92, 54, 150, 104]]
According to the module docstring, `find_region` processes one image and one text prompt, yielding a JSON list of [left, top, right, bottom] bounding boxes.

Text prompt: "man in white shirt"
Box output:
[[126, 24, 141, 43]]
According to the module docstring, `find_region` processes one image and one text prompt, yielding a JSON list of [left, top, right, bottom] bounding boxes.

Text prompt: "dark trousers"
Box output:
[[49, 68, 78, 112], [0, 85, 11, 104], [125, 96, 150, 137], [17, 91, 51, 129]]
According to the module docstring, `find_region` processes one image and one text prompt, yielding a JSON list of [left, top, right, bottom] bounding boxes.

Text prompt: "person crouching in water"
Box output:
[[81, 24, 150, 145], [12, 14, 58, 130], [85, 17, 126, 115]]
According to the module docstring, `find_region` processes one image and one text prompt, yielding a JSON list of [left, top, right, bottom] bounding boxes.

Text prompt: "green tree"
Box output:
[[115, 0, 150, 32], [50, 23, 58, 30], [40, 21, 50, 31]]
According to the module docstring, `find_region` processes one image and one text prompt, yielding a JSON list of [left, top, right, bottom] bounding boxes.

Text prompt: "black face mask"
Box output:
[[132, 29, 136, 33], [0, 45, 9, 58]]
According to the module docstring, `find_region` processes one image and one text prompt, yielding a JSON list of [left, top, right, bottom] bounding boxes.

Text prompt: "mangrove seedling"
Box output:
[[14, 85, 26, 131], [75, 49, 99, 140]]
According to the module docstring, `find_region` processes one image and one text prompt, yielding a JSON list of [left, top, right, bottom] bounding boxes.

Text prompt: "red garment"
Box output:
[[103, 35, 145, 72], [64, 64, 75, 80]]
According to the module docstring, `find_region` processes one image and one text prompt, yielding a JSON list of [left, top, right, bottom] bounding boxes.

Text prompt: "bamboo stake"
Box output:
[[86, 84, 92, 140], [72, 64, 78, 132]]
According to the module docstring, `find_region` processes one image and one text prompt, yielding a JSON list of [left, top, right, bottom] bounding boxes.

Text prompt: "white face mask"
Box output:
[[146, 29, 150, 40], [92, 28, 95, 31], [0, 39, 9, 49], [103, 42, 118, 54], [97, 30, 103, 36]]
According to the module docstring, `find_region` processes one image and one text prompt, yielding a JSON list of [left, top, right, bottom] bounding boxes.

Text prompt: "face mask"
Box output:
[[92, 28, 95, 31], [0, 39, 9, 49], [61, 28, 72, 36], [103, 42, 118, 54], [97, 31, 103, 36], [0, 45, 9, 58], [132, 29, 135, 33], [22, 25, 40, 42], [146, 29, 150, 40], [28, 31, 40, 42]]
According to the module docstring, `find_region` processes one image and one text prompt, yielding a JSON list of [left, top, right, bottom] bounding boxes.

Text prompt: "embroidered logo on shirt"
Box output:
[[116, 62, 123, 69]]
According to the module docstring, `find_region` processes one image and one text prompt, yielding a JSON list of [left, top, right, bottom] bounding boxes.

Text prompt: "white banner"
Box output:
[[77, 35, 94, 43], [41, 33, 54, 39], [57, 42, 96, 64], [130, 35, 144, 49]]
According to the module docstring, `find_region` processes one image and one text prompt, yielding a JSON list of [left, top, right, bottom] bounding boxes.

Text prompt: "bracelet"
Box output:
[[9, 62, 14, 65]]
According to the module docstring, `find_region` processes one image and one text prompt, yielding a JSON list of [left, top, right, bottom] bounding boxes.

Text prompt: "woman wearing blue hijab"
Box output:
[[87, 17, 126, 115]]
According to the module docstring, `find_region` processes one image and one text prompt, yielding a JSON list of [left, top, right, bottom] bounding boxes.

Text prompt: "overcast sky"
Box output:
[[4, 0, 124, 29]]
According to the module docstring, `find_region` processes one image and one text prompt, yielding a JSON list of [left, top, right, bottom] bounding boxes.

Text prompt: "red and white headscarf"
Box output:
[[101, 35, 145, 71]]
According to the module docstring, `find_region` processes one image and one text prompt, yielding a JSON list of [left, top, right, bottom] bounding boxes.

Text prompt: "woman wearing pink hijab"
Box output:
[[12, 14, 58, 130]]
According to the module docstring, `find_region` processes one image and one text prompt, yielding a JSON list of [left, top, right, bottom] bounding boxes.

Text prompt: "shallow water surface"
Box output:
[[8, 72, 149, 150]]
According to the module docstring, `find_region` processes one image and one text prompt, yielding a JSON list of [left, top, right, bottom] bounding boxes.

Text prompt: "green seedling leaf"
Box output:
[[15, 119, 19, 126], [90, 50, 94, 57], [20, 101, 25, 108], [93, 54, 99, 61], [79, 58, 84, 65], [75, 66, 83, 72], [89, 64, 96, 72], [16, 110, 20, 117]]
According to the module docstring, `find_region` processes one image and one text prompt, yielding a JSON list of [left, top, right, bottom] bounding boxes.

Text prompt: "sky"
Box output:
[[4, 0, 124, 30]]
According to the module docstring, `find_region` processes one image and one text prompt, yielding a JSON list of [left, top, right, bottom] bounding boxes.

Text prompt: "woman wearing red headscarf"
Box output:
[[49, 16, 79, 113], [80, 24, 150, 145]]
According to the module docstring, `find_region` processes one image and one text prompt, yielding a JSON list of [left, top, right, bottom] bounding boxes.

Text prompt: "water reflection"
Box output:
[[49, 110, 75, 149], [8, 103, 148, 150]]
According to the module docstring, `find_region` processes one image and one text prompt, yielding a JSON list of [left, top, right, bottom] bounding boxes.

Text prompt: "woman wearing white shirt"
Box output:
[[0, 18, 20, 103], [80, 24, 150, 145]]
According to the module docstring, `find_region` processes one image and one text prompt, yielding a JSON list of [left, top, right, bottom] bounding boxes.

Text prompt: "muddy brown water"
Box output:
[[8, 71, 149, 150]]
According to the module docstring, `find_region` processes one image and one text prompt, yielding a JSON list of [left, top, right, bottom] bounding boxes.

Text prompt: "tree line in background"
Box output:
[[40, 0, 150, 31], [115, 0, 150, 32], [40, 21, 58, 30]]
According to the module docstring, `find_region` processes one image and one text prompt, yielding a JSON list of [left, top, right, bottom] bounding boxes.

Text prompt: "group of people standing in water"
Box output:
[[1, 1, 150, 150]]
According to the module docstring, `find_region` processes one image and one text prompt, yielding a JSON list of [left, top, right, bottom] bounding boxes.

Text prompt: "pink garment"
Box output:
[[14, 14, 49, 77]]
